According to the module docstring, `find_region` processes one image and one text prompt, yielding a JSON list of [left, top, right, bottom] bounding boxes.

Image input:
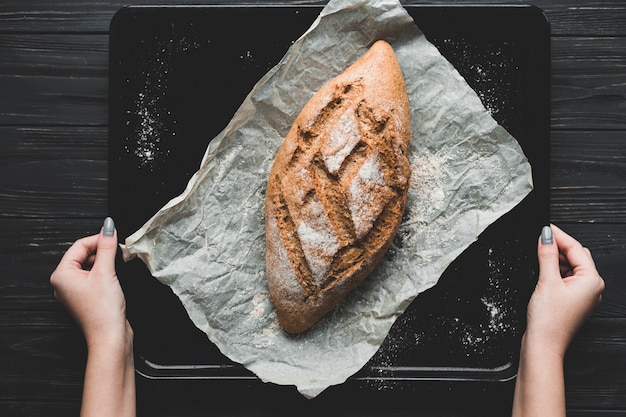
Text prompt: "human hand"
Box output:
[[50, 217, 132, 350], [524, 224, 605, 359]]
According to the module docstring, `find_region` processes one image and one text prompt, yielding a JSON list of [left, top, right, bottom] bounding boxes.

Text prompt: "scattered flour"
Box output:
[[403, 150, 448, 230], [124, 33, 202, 170]]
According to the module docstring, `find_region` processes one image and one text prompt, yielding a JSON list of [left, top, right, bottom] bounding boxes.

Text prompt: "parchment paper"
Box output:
[[121, 0, 533, 399]]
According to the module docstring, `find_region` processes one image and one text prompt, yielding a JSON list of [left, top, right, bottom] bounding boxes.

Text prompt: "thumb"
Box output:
[[92, 217, 119, 275], [537, 225, 561, 282]]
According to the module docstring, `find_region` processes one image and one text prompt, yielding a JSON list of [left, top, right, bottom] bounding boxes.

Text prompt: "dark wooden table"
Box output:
[[1, 1, 625, 416]]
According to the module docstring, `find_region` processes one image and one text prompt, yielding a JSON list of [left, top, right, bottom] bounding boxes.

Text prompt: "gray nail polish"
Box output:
[[541, 225, 553, 245], [103, 217, 115, 237]]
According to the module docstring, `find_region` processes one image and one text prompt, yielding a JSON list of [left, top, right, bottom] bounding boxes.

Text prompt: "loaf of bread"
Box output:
[[265, 40, 412, 334]]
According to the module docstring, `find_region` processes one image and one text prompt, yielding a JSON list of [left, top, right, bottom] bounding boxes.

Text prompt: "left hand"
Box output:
[[50, 218, 131, 349]]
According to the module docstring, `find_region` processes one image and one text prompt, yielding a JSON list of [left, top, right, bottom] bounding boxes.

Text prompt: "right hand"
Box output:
[[524, 224, 605, 358]]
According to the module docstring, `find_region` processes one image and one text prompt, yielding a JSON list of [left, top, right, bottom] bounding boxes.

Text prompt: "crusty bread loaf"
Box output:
[[265, 40, 412, 334]]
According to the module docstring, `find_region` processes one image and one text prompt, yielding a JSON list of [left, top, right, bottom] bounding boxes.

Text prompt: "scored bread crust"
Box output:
[[265, 40, 412, 334]]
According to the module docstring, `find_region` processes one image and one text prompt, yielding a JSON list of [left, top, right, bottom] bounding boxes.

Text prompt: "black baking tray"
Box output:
[[109, 3, 550, 399]]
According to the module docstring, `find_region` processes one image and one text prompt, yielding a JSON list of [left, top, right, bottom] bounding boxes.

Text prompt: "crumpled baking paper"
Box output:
[[121, 0, 533, 399]]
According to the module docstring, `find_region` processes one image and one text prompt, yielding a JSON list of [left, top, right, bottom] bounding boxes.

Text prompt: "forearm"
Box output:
[[512, 334, 566, 417], [81, 331, 136, 417]]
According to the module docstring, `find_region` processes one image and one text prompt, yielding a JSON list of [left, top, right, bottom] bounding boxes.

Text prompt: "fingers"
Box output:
[[537, 225, 561, 281], [551, 224, 596, 273], [92, 217, 119, 275], [51, 217, 119, 287], [51, 234, 96, 300], [58, 234, 100, 270]]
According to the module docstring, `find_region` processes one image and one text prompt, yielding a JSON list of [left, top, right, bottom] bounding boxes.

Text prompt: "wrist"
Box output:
[[520, 331, 567, 363], [85, 322, 134, 360]]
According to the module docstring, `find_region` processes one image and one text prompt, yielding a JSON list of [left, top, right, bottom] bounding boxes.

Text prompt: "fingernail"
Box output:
[[103, 217, 115, 237], [541, 225, 553, 245]]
